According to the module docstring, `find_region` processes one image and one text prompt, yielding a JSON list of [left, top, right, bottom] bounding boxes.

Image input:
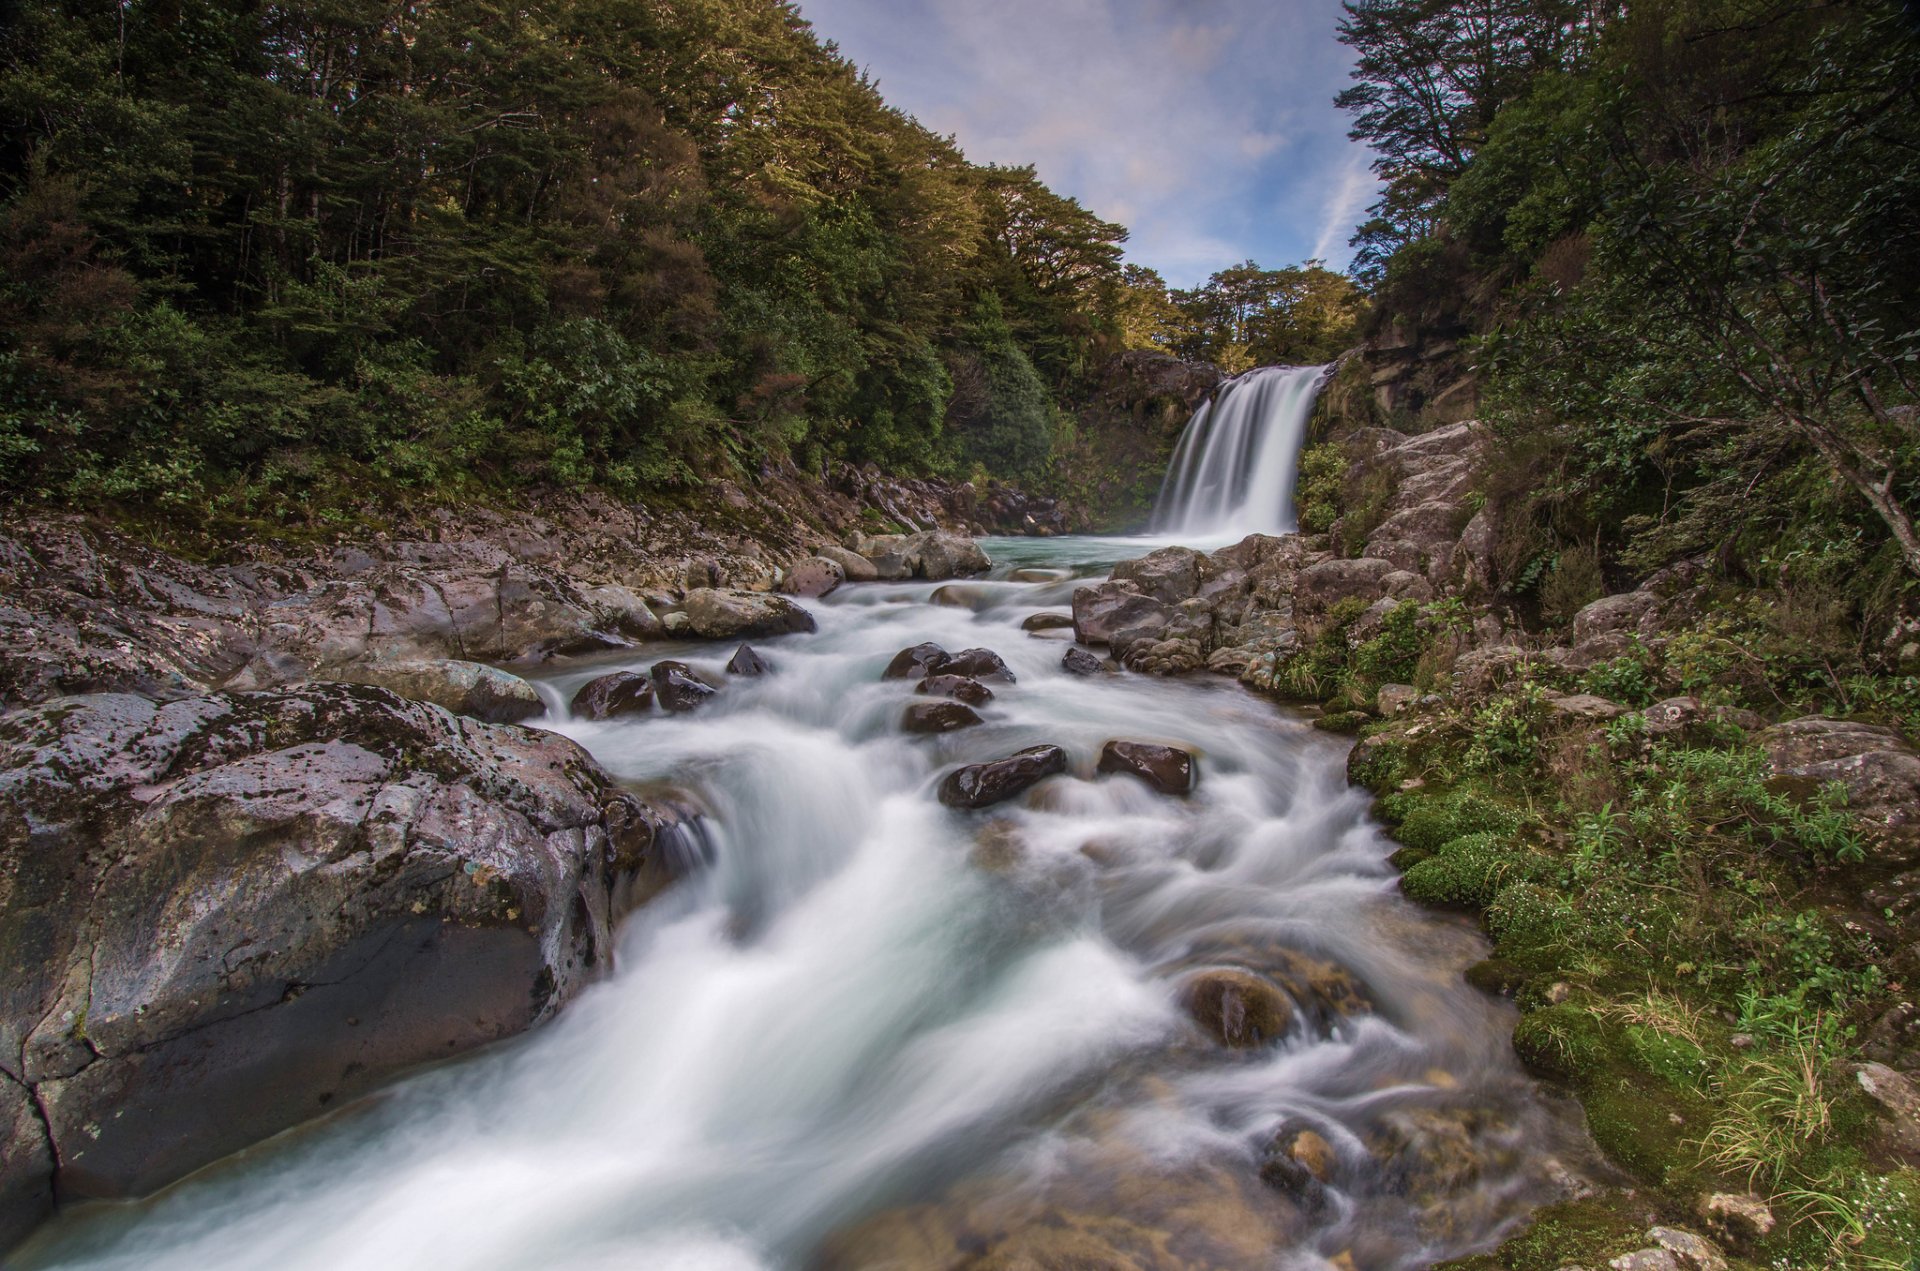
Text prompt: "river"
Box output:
[[16, 535, 1596, 1271]]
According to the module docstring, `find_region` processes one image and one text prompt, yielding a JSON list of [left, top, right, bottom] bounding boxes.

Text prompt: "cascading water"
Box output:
[[1153, 364, 1330, 537], [15, 539, 1597, 1271]]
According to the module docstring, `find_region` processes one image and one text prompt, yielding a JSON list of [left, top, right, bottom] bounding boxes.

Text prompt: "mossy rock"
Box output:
[[1386, 787, 1523, 852], [1313, 709, 1370, 734], [1401, 831, 1514, 909], [1386, 845, 1431, 872], [1486, 881, 1578, 954], [1431, 1192, 1661, 1270], [1580, 1075, 1713, 1189], [1464, 958, 1529, 997], [1511, 1003, 1615, 1082]]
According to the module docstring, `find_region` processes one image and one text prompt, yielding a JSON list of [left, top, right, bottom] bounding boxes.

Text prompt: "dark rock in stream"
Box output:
[[916, 674, 993, 706], [882, 642, 949, 681], [937, 745, 1069, 809], [571, 670, 656, 720], [651, 661, 717, 712], [0, 682, 687, 1246], [1097, 740, 1196, 796], [938, 647, 1015, 683], [1062, 647, 1106, 676], [726, 644, 772, 676], [902, 701, 983, 734], [1180, 968, 1295, 1048]]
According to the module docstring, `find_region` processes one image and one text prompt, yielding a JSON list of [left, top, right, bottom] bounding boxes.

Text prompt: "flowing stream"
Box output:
[[1153, 365, 1329, 538], [16, 536, 1598, 1271]]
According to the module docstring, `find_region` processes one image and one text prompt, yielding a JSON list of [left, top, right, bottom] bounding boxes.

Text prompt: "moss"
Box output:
[[1400, 830, 1516, 909], [1485, 881, 1577, 953], [1384, 787, 1522, 852], [1465, 957, 1529, 996], [1431, 1193, 1659, 1271], [1312, 709, 1370, 733], [1512, 1003, 1614, 1082], [1386, 845, 1431, 871], [1581, 1076, 1713, 1189]]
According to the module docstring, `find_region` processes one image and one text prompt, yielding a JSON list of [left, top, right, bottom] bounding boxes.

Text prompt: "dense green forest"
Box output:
[[1340, 0, 1920, 592], [0, 0, 1359, 529]]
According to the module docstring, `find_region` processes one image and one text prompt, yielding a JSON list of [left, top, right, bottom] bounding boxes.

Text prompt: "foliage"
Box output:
[[0, 0, 1131, 517]]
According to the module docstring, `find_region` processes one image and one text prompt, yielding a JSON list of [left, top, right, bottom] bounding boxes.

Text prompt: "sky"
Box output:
[[793, 0, 1378, 289]]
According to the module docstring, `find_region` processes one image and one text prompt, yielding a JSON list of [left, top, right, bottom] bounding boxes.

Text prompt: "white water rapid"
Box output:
[[1153, 365, 1329, 538], [16, 538, 1595, 1271]]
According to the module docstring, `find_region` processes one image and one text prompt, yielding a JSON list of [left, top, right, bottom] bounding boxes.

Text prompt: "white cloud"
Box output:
[[1310, 150, 1378, 264], [797, 0, 1374, 286]]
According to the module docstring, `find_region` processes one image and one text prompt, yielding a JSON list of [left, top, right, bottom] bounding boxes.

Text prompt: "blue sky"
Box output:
[[793, 0, 1378, 289]]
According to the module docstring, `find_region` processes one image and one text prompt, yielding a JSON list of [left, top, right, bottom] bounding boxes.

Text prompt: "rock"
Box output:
[[813, 544, 879, 583], [1070, 581, 1173, 647], [1855, 1061, 1920, 1154], [1021, 612, 1074, 632], [913, 532, 992, 580], [569, 671, 655, 720], [937, 745, 1069, 810], [939, 648, 1015, 683], [1695, 1193, 1775, 1248], [1008, 568, 1067, 583], [1376, 683, 1419, 717], [681, 588, 816, 640], [0, 684, 683, 1233], [1608, 1251, 1681, 1271], [333, 659, 544, 724], [1544, 692, 1630, 722], [1646, 1227, 1727, 1271], [882, 643, 949, 680], [1760, 717, 1920, 861], [781, 556, 844, 599], [1110, 546, 1205, 603], [1062, 647, 1106, 675], [1180, 968, 1293, 1048], [902, 701, 983, 734], [581, 584, 663, 640], [651, 661, 717, 712], [928, 584, 986, 607], [1259, 1123, 1337, 1192], [1294, 557, 1394, 618], [1573, 591, 1660, 650], [726, 643, 772, 676], [1097, 741, 1196, 795], [916, 675, 993, 706]]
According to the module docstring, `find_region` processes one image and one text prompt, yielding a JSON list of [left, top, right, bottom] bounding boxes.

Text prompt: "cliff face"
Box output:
[[1313, 321, 1478, 443], [1058, 350, 1226, 532]]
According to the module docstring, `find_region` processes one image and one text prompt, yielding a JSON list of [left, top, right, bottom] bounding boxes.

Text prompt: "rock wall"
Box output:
[[0, 682, 699, 1245]]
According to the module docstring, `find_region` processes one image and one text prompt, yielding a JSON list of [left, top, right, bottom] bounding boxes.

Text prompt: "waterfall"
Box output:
[[1151, 364, 1330, 537]]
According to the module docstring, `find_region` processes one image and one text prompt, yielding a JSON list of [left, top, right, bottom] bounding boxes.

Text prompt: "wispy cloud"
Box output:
[[796, 0, 1373, 287], [1310, 150, 1378, 264]]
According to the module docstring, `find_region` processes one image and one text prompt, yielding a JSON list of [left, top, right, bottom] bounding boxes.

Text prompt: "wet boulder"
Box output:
[[938, 745, 1069, 809], [1293, 557, 1394, 618], [902, 701, 983, 734], [1260, 1121, 1337, 1193], [1062, 647, 1107, 676], [780, 556, 844, 599], [939, 647, 1016, 683], [917, 674, 993, 706], [681, 588, 816, 640], [813, 544, 879, 584], [0, 683, 681, 1241], [1180, 968, 1294, 1048], [882, 642, 949, 680], [1760, 717, 1920, 862], [1021, 612, 1074, 633], [726, 644, 772, 676], [332, 659, 544, 724], [651, 661, 717, 712], [913, 532, 992, 581], [1097, 741, 1197, 796], [1110, 546, 1206, 604], [569, 670, 655, 720], [1071, 581, 1174, 647]]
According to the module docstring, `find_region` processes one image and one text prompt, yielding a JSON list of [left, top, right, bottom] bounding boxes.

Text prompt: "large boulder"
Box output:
[[917, 675, 993, 706], [1071, 581, 1175, 647], [570, 671, 655, 720], [902, 702, 983, 734], [680, 589, 816, 640], [849, 531, 991, 582], [1097, 741, 1197, 795], [0, 684, 685, 1244], [1110, 547, 1205, 604], [1294, 558, 1394, 618], [651, 661, 717, 712], [780, 557, 844, 599], [937, 746, 1069, 810], [332, 659, 544, 724], [1760, 718, 1920, 862], [813, 544, 880, 584]]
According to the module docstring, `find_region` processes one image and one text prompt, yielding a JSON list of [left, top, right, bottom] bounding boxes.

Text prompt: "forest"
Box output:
[[0, 0, 1358, 531]]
